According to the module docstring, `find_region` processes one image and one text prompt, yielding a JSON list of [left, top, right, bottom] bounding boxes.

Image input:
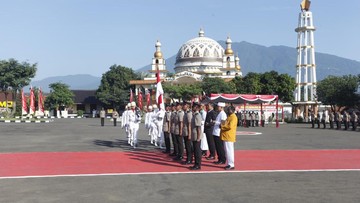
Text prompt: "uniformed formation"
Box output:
[[121, 102, 142, 148], [120, 101, 238, 170], [310, 110, 359, 131], [235, 111, 266, 128]]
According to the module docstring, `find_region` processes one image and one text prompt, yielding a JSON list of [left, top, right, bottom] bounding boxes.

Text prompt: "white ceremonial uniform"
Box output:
[[128, 109, 141, 148], [121, 109, 131, 143], [200, 109, 209, 151], [145, 110, 153, 136], [150, 109, 158, 145], [155, 109, 165, 148]]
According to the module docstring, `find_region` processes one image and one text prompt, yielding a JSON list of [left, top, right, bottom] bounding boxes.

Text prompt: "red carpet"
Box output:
[[1, 149, 360, 178]]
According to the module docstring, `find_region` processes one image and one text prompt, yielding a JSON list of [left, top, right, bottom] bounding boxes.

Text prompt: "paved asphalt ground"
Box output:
[[1, 119, 360, 203]]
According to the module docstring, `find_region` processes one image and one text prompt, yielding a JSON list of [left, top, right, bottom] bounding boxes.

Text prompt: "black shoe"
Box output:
[[173, 156, 183, 161], [206, 156, 215, 160], [169, 153, 177, 157], [189, 165, 201, 170], [225, 165, 235, 170], [213, 161, 226, 165], [182, 161, 192, 165], [162, 151, 170, 154]]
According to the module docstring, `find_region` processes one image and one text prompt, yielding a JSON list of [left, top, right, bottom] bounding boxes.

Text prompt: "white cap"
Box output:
[[152, 104, 158, 109], [131, 101, 136, 107], [217, 102, 225, 107], [148, 106, 153, 110]]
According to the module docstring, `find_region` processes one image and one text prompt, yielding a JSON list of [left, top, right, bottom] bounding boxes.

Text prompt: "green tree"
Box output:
[[163, 83, 202, 102], [317, 75, 360, 111], [96, 65, 138, 109], [0, 59, 37, 115], [44, 82, 74, 110], [232, 73, 262, 94], [201, 77, 235, 95]]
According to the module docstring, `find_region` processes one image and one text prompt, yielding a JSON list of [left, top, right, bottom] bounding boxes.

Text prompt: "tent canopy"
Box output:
[[209, 93, 278, 104]]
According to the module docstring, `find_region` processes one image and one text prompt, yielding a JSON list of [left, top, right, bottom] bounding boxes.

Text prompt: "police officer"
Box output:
[[112, 108, 119, 126], [351, 111, 358, 131], [181, 102, 193, 165], [316, 111, 321, 128], [190, 103, 203, 170], [321, 110, 326, 129], [310, 111, 315, 128], [100, 108, 106, 126], [173, 103, 184, 161], [261, 111, 265, 127], [204, 103, 217, 160], [162, 104, 172, 153], [170, 103, 178, 156]]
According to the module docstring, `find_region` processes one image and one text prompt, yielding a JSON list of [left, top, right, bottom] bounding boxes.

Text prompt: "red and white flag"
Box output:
[[156, 69, 164, 110], [138, 88, 143, 110], [29, 87, 35, 114], [38, 87, 44, 114], [130, 88, 133, 102], [21, 89, 28, 115]]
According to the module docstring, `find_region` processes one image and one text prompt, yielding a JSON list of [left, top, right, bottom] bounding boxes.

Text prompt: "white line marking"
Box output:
[[1, 169, 360, 180]]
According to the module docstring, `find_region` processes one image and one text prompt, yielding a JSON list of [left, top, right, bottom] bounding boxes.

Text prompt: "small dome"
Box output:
[[154, 40, 163, 59], [154, 51, 163, 58], [225, 49, 233, 55]]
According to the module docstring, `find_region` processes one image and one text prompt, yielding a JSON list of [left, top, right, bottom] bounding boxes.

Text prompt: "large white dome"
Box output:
[[175, 29, 224, 73]]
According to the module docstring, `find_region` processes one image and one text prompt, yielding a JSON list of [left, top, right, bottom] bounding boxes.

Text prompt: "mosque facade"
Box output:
[[130, 29, 243, 97]]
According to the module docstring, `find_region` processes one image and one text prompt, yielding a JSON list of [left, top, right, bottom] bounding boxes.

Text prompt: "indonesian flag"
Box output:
[[156, 68, 164, 110], [138, 88, 143, 110], [21, 89, 28, 115], [38, 87, 44, 113], [130, 88, 133, 102], [29, 87, 35, 114]]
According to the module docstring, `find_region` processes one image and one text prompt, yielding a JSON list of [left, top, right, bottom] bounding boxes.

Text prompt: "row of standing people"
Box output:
[[162, 102, 238, 170], [311, 110, 358, 131], [236, 111, 266, 127]]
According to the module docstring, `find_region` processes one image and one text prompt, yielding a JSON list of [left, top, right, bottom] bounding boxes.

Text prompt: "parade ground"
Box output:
[[1, 119, 360, 202]]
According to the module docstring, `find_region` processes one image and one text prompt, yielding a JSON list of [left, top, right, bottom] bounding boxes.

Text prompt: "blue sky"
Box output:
[[1, 0, 359, 80]]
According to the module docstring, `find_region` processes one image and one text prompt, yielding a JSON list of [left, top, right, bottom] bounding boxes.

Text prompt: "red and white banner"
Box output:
[[38, 88, 44, 113], [29, 87, 35, 114], [155, 69, 164, 110], [21, 89, 28, 115], [138, 88, 143, 110]]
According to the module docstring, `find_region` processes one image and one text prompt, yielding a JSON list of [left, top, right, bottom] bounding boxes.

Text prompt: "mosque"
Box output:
[[130, 29, 242, 94]]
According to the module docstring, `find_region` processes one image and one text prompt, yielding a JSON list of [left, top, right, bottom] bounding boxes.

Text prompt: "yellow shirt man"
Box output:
[[220, 113, 238, 142]]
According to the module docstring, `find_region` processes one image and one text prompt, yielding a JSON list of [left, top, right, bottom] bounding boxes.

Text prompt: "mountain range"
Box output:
[[28, 41, 360, 93]]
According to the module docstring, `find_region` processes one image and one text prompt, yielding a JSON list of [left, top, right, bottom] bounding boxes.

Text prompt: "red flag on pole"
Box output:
[[38, 88, 44, 114], [130, 88, 133, 102], [21, 89, 28, 115], [29, 87, 35, 114], [138, 88, 143, 110], [155, 68, 164, 110]]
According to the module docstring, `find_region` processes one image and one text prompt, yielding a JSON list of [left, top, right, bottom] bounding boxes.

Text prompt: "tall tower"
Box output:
[[293, 0, 318, 121], [294, 0, 317, 102], [146, 40, 167, 80], [222, 36, 242, 77]]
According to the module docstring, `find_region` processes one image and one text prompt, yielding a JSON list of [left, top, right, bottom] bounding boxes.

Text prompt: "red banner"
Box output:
[[29, 87, 35, 114]]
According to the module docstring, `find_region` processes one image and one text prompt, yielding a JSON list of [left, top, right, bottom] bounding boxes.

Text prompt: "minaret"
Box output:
[[222, 36, 240, 77], [294, 0, 317, 102], [147, 40, 167, 80]]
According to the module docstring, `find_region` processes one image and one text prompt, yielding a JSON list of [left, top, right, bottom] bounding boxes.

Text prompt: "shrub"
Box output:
[[77, 110, 84, 117]]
